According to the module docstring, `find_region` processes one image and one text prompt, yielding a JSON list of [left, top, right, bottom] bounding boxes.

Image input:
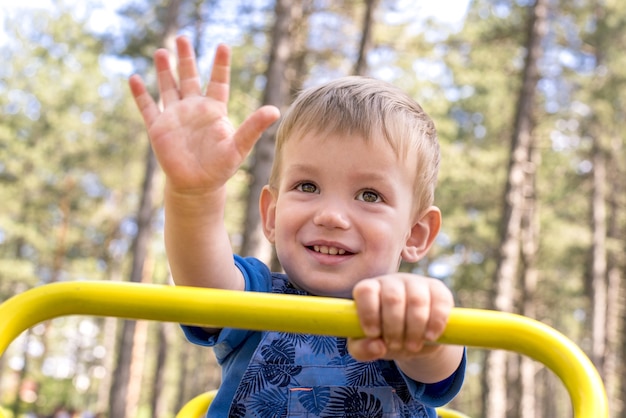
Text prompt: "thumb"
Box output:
[[233, 105, 281, 157]]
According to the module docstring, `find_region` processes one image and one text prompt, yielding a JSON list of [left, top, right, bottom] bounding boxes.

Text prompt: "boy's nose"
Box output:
[[313, 203, 350, 230]]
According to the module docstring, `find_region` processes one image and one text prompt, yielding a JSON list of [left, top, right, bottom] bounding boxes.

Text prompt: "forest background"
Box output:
[[0, 0, 624, 417]]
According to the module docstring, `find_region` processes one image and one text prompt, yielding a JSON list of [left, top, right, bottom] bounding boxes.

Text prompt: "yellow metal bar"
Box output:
[[436, 408, 472, 418], [176, 390, 217, 418], [0, 281, 609, 418], [177, 391, 470, 418]]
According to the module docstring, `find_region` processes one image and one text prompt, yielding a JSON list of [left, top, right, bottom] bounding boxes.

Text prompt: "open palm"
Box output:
[[129, 36, 279, 194]]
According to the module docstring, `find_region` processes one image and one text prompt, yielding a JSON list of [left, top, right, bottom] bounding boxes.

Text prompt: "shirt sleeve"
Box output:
[[180, 255, 272, 364]]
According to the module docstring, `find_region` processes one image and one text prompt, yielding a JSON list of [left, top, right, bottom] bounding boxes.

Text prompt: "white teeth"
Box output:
[[313, 245, 346, 255]]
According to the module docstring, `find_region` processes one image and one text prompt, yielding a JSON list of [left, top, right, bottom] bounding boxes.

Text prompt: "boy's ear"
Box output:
[[401, 206, 442, 263], [259, 185, 278, 243]]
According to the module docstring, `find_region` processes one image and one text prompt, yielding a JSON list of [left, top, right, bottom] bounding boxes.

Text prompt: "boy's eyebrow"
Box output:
[[351, 173, 403, 193], [286, 163, 397, 186], [283, 163, 319, 175]]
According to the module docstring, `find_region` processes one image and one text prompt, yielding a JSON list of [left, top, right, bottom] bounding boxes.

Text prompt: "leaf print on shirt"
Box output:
[[296, 387, 331, 415], [281, 332, 337, 357], [260, 338, 303, 387], [233, 363, 302, 407], [309, 335, 337, 356], [263, 363, 303, 387], [229, 402, 247, 418], [234, 363, 266, 400], [337, 337, 349, 357], [346, 359, 387, 387], [328, 353, 353, 367], [281, 332, 309, 347], [249, 386, 288, 418], [322, 387, 384, 418], [261, 338, 297, 364], [327, 339, 351, 368]]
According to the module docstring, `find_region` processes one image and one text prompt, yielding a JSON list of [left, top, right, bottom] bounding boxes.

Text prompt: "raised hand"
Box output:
[[129, 35, 280, 194]]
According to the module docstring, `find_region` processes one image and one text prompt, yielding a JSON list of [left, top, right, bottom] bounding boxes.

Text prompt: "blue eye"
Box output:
[[297, 182, 318, 193], [357, 190, 381, 203]]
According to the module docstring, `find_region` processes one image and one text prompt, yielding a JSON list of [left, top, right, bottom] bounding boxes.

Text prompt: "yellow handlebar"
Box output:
[[0, 281, 609, 418]]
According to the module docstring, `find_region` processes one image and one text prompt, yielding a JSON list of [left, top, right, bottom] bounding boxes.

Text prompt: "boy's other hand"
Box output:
[[348, 273, 453, 362]]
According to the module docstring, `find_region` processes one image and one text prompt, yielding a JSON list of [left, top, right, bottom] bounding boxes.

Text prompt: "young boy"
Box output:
[[129, 35, 465, 417]]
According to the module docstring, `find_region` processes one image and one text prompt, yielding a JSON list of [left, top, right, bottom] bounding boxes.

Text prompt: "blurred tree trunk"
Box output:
[[174, 342, 192, 413], [173, 341, 221, 413], [540, 368, 558, 417], [147, 267, 174, 416], [584, 4, 626, 415], [125, 253, 156, 417], [605, 149, 623, 416], [617, 300, 626, 415], [97, 317, 120, 412], [590, 67, 624, 418], [11, 175, 76, 416], [352, 0, 379, 76], [92, 199, 127, 412], [519, 145, 539, 418], [151, 321, 169, 418], [108, 143, 161, 418], [155, 321, 186, 418], [240, 0, 302, 268], [587, 1, 610, 380], [589, 135, 607, 370], [484, 1, 548, 417], [108, 2, 179, 415]]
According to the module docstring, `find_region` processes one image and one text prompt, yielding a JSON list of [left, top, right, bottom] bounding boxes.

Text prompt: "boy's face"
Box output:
[[261, 131, 434, 298]]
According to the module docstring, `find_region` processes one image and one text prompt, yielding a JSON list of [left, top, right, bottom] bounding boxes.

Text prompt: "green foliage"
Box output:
[[0, 3, 146, 297], [0, 4, 146, 412]]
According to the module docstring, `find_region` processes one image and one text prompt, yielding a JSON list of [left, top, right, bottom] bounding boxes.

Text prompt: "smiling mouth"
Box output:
[[310, 245, 351, 255]]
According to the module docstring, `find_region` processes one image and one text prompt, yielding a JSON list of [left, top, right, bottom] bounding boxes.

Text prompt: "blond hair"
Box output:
[[269, 76, 440, 214]]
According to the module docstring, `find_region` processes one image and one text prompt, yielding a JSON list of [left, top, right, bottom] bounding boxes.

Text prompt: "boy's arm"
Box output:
[[394, 343, 465, 384], [129, 36, 280, 290], [162, 183, 239, 290]]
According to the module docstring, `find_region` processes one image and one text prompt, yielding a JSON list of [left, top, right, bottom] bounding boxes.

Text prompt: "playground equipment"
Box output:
[[0, 281, 609, 417]]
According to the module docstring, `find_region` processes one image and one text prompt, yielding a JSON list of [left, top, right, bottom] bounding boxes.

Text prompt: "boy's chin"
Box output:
[[289, 276, 354, 299]]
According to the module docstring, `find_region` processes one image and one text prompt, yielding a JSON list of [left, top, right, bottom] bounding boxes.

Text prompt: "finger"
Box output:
[[154, 49, 180, 107], [423, 280, 454, 342], [403, 279, 431, 352], [347, 337, 386, 362], [379, 278, 406, 351], [352, 279, 382, 339], [129, 75, 160, 128], [232, 105, 281, 157], [176, 36, 202, 98], [204, 44, 231, 103]]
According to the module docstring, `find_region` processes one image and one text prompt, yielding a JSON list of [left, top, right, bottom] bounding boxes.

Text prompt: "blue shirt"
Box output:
[[183, 256, 465, 417]]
